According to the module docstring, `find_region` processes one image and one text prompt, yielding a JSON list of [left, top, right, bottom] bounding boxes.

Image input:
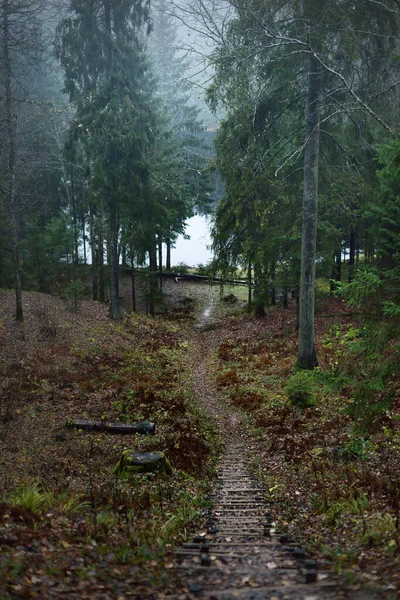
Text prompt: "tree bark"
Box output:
[[270, 261, 276, 306], [247, 257, 252, 308], [336, 250, 342, 284], [330, 250, 336, 293], [148, 242, 157, 317], [108, 202, 121, 319], [254, 258, 266, 318], [295, 287, 300, 331], [98, 214, 105, 302], [71, 164, 79, 264], [330, 249, 342, 293], [90, 210, 98, 300], [66, 418, 155, 435], [296, 52, 321, 369], [120, 243, 127, 267], [283, 287, 289, 309], [3, 0, 23, 322], [348, 226, 356, 282], [82, 214, 87, 265], [130, 254, 137, 312], [166, 237, 171, 270], [158, 236, 163, 289]]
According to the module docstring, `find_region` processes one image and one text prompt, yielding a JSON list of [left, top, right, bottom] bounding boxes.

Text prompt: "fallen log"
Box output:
[[113, 451, 172, 477], [66, 419, 156, 435]]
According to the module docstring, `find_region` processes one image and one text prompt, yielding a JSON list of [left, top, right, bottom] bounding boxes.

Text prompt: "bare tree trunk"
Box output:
[[90, 210, 98, 300], [330, 248, 342, 293], [82, 215, 87, 265], [158, 236, 163, 289], [330, 250, 336, 294], [348, 226, 356, 282], [270, 261, 276, 306], [283, 287, 288, 309], [166, 237, 171, 270], [108, 202, 121, 319], [3, 0, 23, 322], [296, 52, 321, 369], [247, 257, 252, 308], [148, 243, 157, 317], [295, 287, 300, 331], [98, 214, 105, 302], [71, 165, 79, 264], [10, 208, 23, 322], [131, 255, 136, 312], [254, 259, 266, 318]]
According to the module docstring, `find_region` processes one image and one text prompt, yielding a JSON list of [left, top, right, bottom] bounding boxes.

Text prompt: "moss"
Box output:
[[113, 450, 172, 477]]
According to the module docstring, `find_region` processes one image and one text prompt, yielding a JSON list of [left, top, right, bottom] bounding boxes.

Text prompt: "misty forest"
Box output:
[[1, 0, 400, 598]]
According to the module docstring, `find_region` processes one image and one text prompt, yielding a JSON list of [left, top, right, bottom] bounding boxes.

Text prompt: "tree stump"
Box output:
[[113, 451, 172, 477], [66, 419, 156, 435]]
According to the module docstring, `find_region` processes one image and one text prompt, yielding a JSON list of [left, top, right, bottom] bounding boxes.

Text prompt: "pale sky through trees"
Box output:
[[170, 215, 213, 267]]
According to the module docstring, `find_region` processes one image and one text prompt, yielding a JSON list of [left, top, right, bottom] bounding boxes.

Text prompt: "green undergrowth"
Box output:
[[214, 303, 400, 582], [0, 291, 218, 596]]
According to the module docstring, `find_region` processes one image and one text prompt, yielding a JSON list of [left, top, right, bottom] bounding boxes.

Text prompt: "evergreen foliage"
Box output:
[[204, 0, 400, 363]]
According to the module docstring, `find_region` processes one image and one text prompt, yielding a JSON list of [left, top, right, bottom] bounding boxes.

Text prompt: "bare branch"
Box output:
[[367, 0, 400, 15], [311, 50, 396, 134]]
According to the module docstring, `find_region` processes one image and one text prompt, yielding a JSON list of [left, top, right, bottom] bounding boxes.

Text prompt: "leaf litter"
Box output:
[[0, 282, 399, 598]]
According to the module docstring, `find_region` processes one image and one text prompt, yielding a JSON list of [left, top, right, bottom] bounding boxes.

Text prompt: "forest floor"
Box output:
[[0, 279, 399, 599]]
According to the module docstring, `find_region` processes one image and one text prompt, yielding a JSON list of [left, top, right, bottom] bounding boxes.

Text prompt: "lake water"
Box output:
[[170, 214, 213, 268]]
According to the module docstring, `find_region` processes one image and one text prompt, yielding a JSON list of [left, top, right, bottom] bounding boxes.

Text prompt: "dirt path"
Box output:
[[167, 303, 384, 600], [195, 292, 217, 331]]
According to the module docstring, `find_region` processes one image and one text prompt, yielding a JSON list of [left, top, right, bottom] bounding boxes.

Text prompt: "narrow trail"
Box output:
[[167, 299, 382, 600], [195, 291, 217, 331]]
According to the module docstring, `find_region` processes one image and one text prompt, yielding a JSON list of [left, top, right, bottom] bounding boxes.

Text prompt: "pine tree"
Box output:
[[201, 0, 399, 366], [0, 0, 47, 321], [150, 0, 213, 261], [57, 0, 153, 319]]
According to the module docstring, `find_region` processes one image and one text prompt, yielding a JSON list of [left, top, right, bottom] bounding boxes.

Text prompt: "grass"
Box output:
[[7, 482, 89, 515]]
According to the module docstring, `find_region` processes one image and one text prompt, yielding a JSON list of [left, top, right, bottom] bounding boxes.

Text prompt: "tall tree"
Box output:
[[297, 1, 322, 369], [150, 0, 214, 257], [198, 0, 399, 366], [57, 0, 153, 319], [0, 0, 47, 321]]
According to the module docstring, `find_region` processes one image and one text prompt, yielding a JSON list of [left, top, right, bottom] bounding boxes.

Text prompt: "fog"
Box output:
[[170, 214, 213, 268]]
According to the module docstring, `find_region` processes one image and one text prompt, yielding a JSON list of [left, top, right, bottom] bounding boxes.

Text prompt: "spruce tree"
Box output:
[[57, 0, 153, 319], [150, 0, 213, 261], [0, 0, 47, 321], [200, 0, 399, 366]]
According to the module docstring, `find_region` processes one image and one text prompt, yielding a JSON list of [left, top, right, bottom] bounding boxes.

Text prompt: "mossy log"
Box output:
[[66, 419, 155, 435], [113, 451, 172, 477]]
